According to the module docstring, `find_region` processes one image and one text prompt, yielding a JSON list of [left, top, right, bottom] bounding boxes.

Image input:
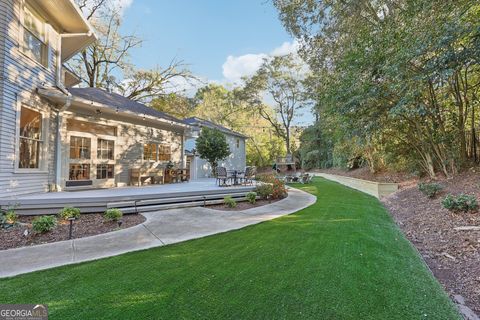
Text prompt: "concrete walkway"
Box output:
[[0, 188, 316, 278]]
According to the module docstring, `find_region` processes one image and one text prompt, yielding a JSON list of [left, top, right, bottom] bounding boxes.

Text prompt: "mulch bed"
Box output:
[[208, 198, 282, 211], [382, 171, 480, 314], [0, 213, 145, 251]]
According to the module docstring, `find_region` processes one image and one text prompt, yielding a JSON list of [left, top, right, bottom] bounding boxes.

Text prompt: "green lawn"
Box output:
[[0, 178, 459, 319]]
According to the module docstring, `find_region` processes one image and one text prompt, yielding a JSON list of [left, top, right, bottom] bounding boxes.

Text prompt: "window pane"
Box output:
[[97, 139, 114, 160], [69, 164, 90, 180], [23, 29, 46, 65], [70, 136, 91, 159], [19, 107, 42, 169], [143, 143, 157, 160], [158, 145, 171, 161], [96, 164, 114, 179], [24, 6, 45, 41], [20, 107, 42, 139], [19, 138, 40, 168], [107, 164, 114, 178]]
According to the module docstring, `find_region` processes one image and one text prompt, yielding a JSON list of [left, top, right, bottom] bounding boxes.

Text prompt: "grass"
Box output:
[[0, 178, 460, 319]]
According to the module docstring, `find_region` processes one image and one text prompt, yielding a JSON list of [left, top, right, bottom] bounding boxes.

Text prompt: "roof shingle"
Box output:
[[67, 87, 185, 124], [183, 117, 248, 138]]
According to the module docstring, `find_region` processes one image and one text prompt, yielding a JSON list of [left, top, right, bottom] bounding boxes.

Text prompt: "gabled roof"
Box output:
[[67, 87, 186, 125], [183, 117, 248, 139]]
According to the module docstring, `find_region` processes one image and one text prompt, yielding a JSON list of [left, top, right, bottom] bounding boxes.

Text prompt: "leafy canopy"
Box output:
[[195, 127, 231, 174]]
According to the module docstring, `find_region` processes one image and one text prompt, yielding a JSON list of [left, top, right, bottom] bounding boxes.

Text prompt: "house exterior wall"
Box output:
[[0, 0, 60, 197], [186, 134, 246, 178], [60, 109, 184, 189], [0, 1, 185, 196]]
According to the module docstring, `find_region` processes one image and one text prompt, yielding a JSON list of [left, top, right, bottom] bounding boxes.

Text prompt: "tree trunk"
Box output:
[[453, 72, 467, 165], [285, 128, 291, 155], [471, 105, 477, 162]]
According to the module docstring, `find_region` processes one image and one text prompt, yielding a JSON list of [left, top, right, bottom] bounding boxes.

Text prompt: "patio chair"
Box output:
[[301, 173, 313, 184], [130, 168, 150, 186], [152, 168, 164, 184], [216, 167, 230, 186], [177, 168, 190, 182], [242, 166, 256, 185]]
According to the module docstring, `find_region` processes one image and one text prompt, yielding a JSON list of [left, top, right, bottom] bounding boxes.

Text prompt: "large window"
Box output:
[[96, 164, 114, 179], [69, 164, 90, 180], [19, 107, 43, 169], [70, 136, 91, 159], [143, 143, 157, 161], [143, 143, 171, 161], [158, 145, 171, 161], [97, 139, 114, 160], [22, 6, 48, 67]]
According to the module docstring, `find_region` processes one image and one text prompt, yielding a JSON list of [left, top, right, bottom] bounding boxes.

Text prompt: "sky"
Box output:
[[117, 0, 311, 125], [120, 0, 298, 83]]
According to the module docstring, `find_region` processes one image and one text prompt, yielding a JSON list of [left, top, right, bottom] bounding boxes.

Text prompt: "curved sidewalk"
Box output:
[[0, 187, 316, 278]]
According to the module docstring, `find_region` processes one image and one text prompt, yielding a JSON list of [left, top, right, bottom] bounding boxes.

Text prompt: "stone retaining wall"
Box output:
[[311, 173, 398, 198]]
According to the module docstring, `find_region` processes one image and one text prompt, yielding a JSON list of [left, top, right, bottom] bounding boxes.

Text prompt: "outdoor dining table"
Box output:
[[227, 170, 244, 186]]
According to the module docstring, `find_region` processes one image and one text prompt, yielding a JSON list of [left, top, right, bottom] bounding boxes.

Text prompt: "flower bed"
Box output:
[[0, 213, 145, 251]]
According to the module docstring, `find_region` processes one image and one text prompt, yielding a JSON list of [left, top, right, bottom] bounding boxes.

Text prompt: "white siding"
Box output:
[[60, 110, 184, 189], [0, 0, 59, 197], [189, 134, 246, 178]]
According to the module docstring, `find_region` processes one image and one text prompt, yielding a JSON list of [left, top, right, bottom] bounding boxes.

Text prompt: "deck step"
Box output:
[[7, 186, 256, 215], [107, 192, 250, 213], [116, 198, 248, 214]]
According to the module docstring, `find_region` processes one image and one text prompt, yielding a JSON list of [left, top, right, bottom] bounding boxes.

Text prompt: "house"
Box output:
[[39, 87, 190, 189], [184, 117, 247, 179], [0, 0, 192, 196]]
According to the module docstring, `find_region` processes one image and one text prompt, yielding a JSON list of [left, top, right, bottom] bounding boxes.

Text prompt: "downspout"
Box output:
[[54, 35, 72, 192], [181, 129, 186, 168]]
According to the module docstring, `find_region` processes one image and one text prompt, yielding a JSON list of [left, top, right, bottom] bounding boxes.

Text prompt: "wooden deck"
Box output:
[[0, 179, 257, 215]]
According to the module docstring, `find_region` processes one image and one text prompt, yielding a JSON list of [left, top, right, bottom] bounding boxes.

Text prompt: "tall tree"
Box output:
[[72, 0, 195, 102], [193, 84, 250, 128], [115, 60, 196, 102], [150, 93, 195, 119], [71, 0, 141, 88], [274, 0, 480, 177], [244, 54, 309, 155]]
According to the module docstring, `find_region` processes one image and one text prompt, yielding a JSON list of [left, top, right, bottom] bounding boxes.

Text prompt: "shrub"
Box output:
[[58, 207, 81, 220], [255, 174, 287, 200], [256, 184, 273, 199], [104, 208, 123, 221], [246, 192, 257, 204], [32, 215, 57, 233], [5, 210, 18, 224], [442, 194, 478, 212], [224, 196, 237, 208], [271, 178, 287, 199], [418, 182, 443, 198]]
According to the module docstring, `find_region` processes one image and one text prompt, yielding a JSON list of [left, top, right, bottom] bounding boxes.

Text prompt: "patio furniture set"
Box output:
[[216, 166, 256, 187], [281, 173, 313, 184]]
